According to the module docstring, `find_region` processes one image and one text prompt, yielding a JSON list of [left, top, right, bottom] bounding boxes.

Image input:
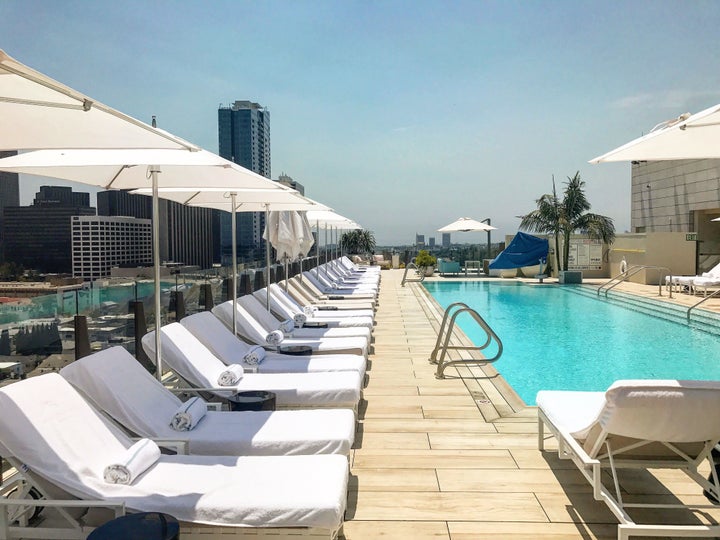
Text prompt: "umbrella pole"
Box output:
[[316, 220, 320, 278], [230, 193, 237, 336], [151, 166, 163, 381], [265, 206, 271, 311]]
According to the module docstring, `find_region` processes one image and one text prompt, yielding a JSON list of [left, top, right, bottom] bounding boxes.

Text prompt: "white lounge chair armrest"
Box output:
[[0, 497, 125, 511], [555, 426, 601, 466]]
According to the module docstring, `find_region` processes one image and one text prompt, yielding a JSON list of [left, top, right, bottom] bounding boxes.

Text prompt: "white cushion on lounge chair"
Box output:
[[539, 380, 720, 446], [239, 294, 371, 342], [60, 348, 355, 456], [0, 373, 348, 530], [213, 300, 368, 358], [262, 284, 374, 326], [180, 311, 367, 378], [142, 323, 362, 409]]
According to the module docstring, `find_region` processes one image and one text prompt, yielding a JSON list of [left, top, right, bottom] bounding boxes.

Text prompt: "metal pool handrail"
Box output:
[[430, 302, 503, 379], [401, 262, 425, 286], [598, 265, 672, 298], [687, 288, 720, 322]]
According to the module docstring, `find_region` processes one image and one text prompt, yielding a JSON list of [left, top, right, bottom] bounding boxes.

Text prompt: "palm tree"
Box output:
[[520, 172, 615, 272], [340, 229, 376, 257]]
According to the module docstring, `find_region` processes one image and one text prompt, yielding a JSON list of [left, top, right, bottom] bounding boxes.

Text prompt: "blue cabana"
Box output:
[[489, 232, 548, 269]]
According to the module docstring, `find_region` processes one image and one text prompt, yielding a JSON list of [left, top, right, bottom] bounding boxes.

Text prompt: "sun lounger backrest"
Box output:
[[574, 380, 720, 457], [212, 300, 267, 344], [253, 287, 292, 320], [60, 346, 183, 439], [600, 380, 720, 442], [238, 294, 283, 330], [181, 311, 250, 365], [0, 374, 133, 500], [143, 323, 226, 388]]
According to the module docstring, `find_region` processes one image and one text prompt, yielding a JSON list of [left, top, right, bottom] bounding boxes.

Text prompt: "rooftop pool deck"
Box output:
[[345, 269, 720, 539]]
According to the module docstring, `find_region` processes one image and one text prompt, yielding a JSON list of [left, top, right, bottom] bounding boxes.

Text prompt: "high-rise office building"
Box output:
[[4, 186, 95, 273], [98, 190, 217, 269], [218, 100, 271, 258], [442, 233, 451, 248], [0, 151, 20, 262], [428, 237, 436, 249], [415, 234, 425, 248], [72, 215, 152, 280]]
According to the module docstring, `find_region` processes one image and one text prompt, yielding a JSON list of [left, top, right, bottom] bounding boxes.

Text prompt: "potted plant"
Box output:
[[414, 250, 437, 276]]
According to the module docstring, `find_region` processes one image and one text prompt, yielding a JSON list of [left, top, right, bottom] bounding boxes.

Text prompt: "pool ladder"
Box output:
[[597, 265, 672, 298], [401, 262, 425, 286], [430, 302, 503, 379]]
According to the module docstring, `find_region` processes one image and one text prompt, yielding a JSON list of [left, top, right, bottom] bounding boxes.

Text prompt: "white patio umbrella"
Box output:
[[438, 216, 497, 262], [0, 148, 289, 379], [0, 49, 196, 151], [589, 104, 720, 163]]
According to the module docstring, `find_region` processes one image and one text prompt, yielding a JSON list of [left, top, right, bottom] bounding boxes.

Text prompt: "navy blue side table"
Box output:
[[88, 512, 179, 539]]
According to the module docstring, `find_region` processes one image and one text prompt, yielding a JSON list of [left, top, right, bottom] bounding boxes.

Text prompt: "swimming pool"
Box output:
[[423, 281, 720, 405]]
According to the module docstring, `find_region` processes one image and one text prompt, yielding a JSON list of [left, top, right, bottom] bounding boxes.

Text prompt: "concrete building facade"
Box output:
[[218, 100, 271, 258], [631, 159, 720, 272], [71, 215, 152, 280], [4, 186, 95, 273], [98, 190, 218, 269]]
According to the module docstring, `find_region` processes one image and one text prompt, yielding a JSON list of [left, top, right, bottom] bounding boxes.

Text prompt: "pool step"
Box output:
[[566, 285, 720, 336]]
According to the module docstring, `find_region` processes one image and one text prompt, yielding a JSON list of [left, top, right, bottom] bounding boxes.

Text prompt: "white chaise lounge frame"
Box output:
[[537, 381, 720, 540]]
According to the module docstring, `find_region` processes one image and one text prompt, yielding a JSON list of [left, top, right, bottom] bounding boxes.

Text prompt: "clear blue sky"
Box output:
[[2, 0, 720, 245]]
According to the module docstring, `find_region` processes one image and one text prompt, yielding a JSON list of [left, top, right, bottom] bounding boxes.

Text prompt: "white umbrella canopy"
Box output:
[[0, 148, 278, 190], [438, 216, 497, 232], [0, 148, 289, 380], [0, 49, 196, 151], [589, 104, 720, 163]]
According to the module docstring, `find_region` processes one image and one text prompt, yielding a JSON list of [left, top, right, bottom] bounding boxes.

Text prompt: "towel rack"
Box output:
[[430, 302, 503, 379]]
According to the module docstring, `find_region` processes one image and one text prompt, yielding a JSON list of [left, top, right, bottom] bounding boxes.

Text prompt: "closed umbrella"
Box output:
[[0, 149, 289, 379]]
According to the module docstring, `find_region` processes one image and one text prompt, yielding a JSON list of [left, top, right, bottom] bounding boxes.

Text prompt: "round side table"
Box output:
[[88, 512, 179, 539], [226, 390, 276, 411]]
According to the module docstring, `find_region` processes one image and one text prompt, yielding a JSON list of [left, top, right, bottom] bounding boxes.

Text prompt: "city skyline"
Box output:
[[3, 1, 720, 244]]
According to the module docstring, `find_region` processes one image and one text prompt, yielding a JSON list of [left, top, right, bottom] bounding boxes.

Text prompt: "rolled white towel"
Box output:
[[293, 312, 307, 327], [330, 282, 339, 289], [303, 305, 318, 317], [279, 319, 295, 334], [266, 329, 284, 347], [217, 364, 244, 386], [170, 396, 207, 431], [243, 345, 266, 365], [103, 438, 160, 485]]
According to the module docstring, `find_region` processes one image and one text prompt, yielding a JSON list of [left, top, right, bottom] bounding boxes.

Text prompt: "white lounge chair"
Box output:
[[287, 277, 376, 311], [257, 284, 374, 327], [237, 294, 372, 342], [666, 261, 720, 294], [213, 299, 369, 358], [303, 270, 377, 296], [180, 311, 366, 379], [0, 373, 348, 539], [60, 346, 356, 456], [537, 380, 720, 539], [142, 323, 363, 411]]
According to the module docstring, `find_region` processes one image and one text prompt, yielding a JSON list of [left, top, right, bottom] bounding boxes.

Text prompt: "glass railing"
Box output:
[[0, 255, 330, 387]]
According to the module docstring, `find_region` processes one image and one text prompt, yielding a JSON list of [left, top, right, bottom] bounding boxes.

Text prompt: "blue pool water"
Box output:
[[423, 281, 720, 405]]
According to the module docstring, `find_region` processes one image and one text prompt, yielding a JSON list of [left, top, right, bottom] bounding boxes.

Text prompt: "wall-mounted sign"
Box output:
[[686, 233, 698, 241], [568, 239, 603, 270]]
